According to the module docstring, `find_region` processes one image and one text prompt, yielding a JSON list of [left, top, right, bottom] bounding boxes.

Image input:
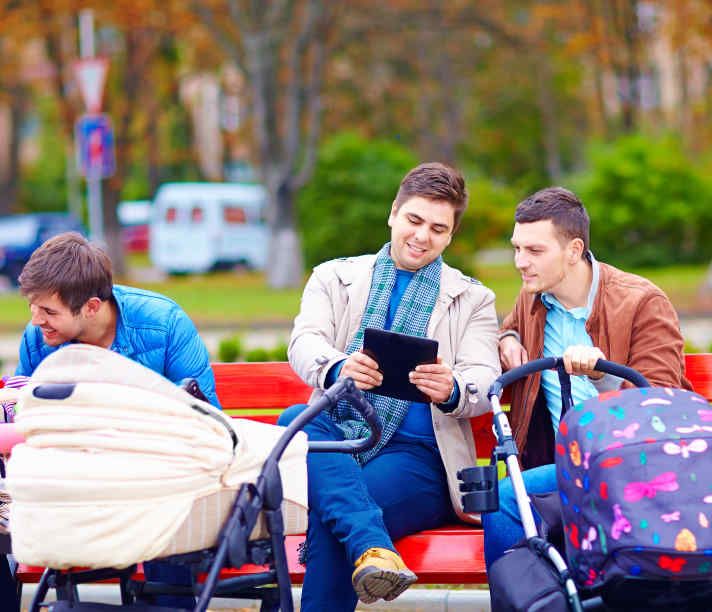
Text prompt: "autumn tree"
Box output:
[[0, 6, 42, 215], [193, 0, 330, 288]]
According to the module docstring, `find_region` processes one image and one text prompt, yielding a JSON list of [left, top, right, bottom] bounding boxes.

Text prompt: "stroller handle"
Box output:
[[488, 356, 650, 399], [307, 377, 382, 453]]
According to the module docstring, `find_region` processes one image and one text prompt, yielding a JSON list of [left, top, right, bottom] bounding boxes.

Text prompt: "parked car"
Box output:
[[149, 182, 268, 274], [117, 200, 152, 254], [0, 213, 85, 285]]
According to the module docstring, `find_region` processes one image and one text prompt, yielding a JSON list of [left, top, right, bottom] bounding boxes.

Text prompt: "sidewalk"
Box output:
[[21, 584, 492, 611]]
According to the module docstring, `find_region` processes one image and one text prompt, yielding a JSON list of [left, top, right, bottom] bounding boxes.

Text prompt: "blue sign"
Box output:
[[75, 113, 116, 179]]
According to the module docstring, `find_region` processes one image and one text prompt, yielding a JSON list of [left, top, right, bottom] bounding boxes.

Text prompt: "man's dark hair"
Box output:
[[19, 232, 113, 314], [515, 187, 591, 255], [394, 162, 468, 232]]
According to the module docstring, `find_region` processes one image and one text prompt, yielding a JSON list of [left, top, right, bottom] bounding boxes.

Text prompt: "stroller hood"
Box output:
[[556, 386, 712, 588], [6, 345, 307, 569]]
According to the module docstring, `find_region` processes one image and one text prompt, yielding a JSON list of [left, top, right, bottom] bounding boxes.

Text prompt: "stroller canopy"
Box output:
[[6, 345, 308, 569]]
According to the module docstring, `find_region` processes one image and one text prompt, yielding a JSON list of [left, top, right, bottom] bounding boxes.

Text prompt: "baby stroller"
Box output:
[[459, 357, 712, 612], [3, 345, 382, 612]]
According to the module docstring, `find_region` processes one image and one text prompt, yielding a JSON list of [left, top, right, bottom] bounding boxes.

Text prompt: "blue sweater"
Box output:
[[16, 284, 219, 407]]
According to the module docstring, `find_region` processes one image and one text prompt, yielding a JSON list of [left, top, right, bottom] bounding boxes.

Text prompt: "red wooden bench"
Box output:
[[15, 353, 712, 592]]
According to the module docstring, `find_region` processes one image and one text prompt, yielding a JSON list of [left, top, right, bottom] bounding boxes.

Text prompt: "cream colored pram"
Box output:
[[4, 345, 381, 612]]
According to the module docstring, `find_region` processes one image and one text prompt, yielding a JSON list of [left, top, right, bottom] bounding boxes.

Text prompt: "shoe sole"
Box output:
[[352, 567, 418, 604]]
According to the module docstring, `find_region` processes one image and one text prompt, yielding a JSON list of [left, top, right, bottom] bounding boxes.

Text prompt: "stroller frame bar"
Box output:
[[489, 393, 583, 612]]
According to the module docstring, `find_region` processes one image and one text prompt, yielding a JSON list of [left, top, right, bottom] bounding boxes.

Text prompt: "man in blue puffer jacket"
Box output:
[[15, 233, 218, 407], [6, 231, 219, 610]]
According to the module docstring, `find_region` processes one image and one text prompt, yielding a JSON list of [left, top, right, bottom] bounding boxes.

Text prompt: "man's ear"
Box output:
[[387, 201, 398, 228], [568, 238, 585, 263], [82, 297, 103, 318]]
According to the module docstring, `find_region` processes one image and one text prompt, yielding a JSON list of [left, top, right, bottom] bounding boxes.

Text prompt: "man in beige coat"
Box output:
[[279, 163, 500, 611]]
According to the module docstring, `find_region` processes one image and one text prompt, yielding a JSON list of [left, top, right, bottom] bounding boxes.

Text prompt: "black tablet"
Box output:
[[362, 328, 439, 403]]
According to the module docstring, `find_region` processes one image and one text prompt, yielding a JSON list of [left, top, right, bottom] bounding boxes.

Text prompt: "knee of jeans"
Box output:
[[277, 403, 309, 426], [498, 477, 515, 502]]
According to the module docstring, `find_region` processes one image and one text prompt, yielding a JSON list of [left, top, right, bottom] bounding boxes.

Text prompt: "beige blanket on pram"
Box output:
[[6, 345, 308, 569]]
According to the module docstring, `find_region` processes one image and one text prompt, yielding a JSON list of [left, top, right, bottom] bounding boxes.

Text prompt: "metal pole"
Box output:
[[78, 9, 104, 245], [79, 10, 95, 59], [88, 169, 104, 243], [490, 393, 583, 612]]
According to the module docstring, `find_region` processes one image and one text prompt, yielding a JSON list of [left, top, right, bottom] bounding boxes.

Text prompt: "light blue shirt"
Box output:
[[540, 255, 600, 431]]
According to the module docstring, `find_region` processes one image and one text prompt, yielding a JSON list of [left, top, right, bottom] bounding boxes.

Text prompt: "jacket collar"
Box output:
[[110, 285, 132, 356], [428, 264, 473, 334], [333, 254, 473, 334], [333, 254, 472, 296]]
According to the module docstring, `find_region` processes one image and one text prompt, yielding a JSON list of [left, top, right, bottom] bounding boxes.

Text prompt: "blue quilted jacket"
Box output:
[[16, 284, 219, 407]]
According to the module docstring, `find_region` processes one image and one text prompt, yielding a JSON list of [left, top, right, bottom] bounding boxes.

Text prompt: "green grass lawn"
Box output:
[[0, 262, 706, 333]]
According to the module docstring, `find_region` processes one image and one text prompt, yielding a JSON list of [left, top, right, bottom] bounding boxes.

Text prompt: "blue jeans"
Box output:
[[482, 463, 557, 570], [278, 404, 456, 612]]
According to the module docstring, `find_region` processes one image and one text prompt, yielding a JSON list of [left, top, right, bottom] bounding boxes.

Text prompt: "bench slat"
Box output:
[[16, 526, 487, 586], [685, 353, 712, 401], [214, 362, 312, 409]]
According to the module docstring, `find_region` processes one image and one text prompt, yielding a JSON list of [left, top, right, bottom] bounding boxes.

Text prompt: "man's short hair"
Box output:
[[515, 187, 591, 255], [394, 162, 468, 231], [19, 232, 113, 314]]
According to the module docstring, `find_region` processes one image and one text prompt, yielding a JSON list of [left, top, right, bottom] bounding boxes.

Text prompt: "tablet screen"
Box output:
[[362, 328, 438, 403]]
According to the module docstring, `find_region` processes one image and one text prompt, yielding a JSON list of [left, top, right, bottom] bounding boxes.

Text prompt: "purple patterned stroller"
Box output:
[[459, 357, 712, 612]]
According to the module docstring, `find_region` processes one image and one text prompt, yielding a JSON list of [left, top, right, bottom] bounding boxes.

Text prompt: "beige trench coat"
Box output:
[[288, 254, 501, 522]]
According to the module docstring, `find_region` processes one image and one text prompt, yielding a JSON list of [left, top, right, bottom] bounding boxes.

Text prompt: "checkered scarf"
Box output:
[[329, 242, 441, 464]]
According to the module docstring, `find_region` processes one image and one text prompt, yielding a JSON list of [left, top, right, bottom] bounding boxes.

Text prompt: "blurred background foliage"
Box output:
[[1, 0, 712, 279], [571, 134, 712, 267], [297, 132, 417, 268]]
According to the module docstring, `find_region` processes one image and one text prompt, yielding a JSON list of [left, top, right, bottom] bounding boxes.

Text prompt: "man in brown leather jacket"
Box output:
[[483, 186, 691, 569]]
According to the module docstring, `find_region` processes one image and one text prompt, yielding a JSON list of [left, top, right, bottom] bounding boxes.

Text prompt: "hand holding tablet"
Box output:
[[362, 328, 439, 402]]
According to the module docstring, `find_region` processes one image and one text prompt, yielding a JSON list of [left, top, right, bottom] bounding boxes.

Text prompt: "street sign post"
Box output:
[[75, 113, 115, 244], [73, 57, 109, 114]]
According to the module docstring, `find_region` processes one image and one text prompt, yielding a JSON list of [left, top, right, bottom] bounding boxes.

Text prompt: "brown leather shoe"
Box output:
[[351, 547, 417, 604]]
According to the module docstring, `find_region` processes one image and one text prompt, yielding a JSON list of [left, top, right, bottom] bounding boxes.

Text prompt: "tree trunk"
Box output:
[[103, 180, 126, 276], [535, 57, 562, 181], [619, 0, 640, 132], [0, 88, 26, 215], [266, 182, 304, 289], [146, 96, 162, 194]]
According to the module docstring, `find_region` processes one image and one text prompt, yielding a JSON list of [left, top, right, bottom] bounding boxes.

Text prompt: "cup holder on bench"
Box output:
[[458, 465, 499, 514]]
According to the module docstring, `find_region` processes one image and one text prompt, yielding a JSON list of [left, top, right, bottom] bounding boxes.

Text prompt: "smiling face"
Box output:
[[28, 292, 87, 346], [511, 219, 574, 295], [387, 196, 455, 271]]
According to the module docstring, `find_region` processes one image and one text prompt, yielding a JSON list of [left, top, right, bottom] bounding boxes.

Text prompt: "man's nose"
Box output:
[[514, 251, 527, 269], [30, 306, 43, 325], [414, 225, 429, 242]]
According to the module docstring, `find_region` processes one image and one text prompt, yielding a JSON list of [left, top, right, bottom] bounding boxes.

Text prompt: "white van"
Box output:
[[149, 182, 269, 274]]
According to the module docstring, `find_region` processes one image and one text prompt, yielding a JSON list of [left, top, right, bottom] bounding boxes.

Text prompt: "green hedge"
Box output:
[[297, 132, 521, 273], [572, 134, 712, 267], [297, 132, 417, 269]]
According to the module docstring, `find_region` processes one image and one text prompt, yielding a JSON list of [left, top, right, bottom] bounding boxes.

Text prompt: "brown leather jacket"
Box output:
[[501, 261, 692, 469]]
